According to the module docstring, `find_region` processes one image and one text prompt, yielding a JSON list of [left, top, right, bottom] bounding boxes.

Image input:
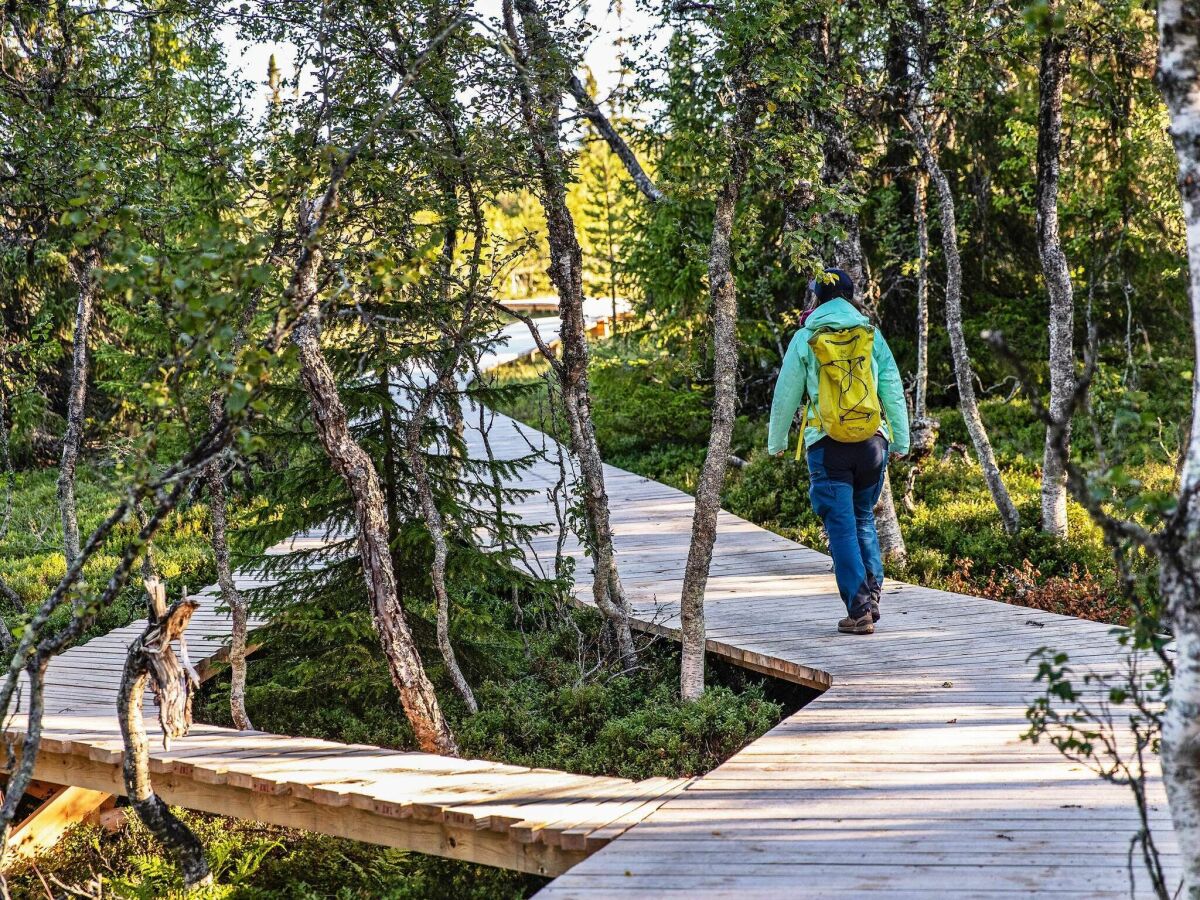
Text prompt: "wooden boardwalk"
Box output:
[[468, 320, 1180, 898], [3, 314, 1179, 896], [3, 537, 688, 876]]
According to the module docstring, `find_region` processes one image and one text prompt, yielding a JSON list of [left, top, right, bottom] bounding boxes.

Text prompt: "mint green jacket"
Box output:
[[767, 299, 910, 457]]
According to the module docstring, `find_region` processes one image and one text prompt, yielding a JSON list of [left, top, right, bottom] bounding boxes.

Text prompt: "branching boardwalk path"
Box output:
[[468, 320, 1180, 898], [3, 315, 1179, 897], [4, 548, 688, 876]]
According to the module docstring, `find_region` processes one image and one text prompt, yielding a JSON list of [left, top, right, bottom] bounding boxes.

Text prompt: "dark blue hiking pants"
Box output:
[[806, 435, 888, 619]]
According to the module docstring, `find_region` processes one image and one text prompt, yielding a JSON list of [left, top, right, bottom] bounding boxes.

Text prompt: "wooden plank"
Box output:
[[4, 785, 111, 864], [20, 750, 586, 877]]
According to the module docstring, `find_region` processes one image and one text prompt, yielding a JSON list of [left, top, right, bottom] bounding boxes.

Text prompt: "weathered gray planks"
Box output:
[[466, 320, 1180, 898]]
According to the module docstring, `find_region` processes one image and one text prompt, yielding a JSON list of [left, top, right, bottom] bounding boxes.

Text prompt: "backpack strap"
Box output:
[[795, 402, 808, 461]]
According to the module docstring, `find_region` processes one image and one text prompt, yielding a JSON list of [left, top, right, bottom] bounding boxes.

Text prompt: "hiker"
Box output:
[[767, 268, 909, 635]]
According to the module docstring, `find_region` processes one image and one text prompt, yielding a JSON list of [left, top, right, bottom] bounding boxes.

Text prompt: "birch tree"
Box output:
[[912, 115, 1021, 534], [912, 172, 931, 425], [1153, 0, 1200, 889], [1035, 4, 1074, 538], [680, 81, 762, 701], [57, 248, 99, 569], [898, 0, 1022, 535], [291, 236, 457, 754], [503, 0, 637, 665]]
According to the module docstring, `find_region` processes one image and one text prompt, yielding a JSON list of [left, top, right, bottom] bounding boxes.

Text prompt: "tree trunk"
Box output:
[[118, 596, 211, 888], [0, 372, 13, 541], [1154, 3, 1200, 893], [912, 117, 1021, 535], [58, 248, 98, 570], [506, 0, 636, 666], [874, 469, 906, 565], [1035, 20, 1074, 538], [203, 404, 252, 731], [0, 371, 13, 631], [679, 91, 760, 701], [404, 376, 478, 714], [914, 172, 931, 423], [291, 247, 456, 756]]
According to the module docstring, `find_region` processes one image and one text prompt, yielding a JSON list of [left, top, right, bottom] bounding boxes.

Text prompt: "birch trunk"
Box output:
[[679, 91, 759, 701], [1036, 20, 1074, 538], [203, 405, 252, 731], [506, 0, 636, 665], [291, 248, 456, 756], [1154, 3, 1200, 892], [914, 172, 931, 423], [913, 117, 1021, 535], [118, 596, 211, 888], [0, 373, 13, 541], [58, 248, 98, 569], [404, 378, 478, 714], [874, 470, 906, 564], [567, 74, 663, 203]]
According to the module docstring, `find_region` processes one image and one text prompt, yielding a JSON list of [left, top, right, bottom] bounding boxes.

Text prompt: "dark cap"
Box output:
[[808, 267, 855, 304]]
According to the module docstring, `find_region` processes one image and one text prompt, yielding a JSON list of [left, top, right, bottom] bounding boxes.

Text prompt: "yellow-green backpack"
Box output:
[[805, 324, 882, 443]]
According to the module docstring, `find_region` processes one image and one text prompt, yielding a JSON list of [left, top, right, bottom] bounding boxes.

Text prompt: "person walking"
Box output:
[[767, 268, 909, 635]]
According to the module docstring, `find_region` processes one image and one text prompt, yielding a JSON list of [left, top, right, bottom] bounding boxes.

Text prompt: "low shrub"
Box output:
[[943, 558, 1129, 624], [5, 811, 538, 899]]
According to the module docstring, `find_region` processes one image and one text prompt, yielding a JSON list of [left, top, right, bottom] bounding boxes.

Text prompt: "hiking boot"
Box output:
[[871, 599, 881, 623], [838, 611, 875, 635]]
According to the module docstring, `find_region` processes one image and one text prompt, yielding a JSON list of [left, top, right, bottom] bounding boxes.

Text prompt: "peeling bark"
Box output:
[[118, 595, 211, 888], [913, 172, 931, 423], [912, 116, 1021, 535], [204, 426, 252, 731], [292, 245, 456, 756], [57, 248, 99, 570], [1155, 2, 1200, 893], [679, 89, 760, 701], [1035, 19, 1074, 538], [505, 0, 636, 665]]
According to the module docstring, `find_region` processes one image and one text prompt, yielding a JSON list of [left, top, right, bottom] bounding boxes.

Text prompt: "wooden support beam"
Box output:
[[1, 638, 265, 868], [5, 785, 111, 864], [20, 751, 590, 877]]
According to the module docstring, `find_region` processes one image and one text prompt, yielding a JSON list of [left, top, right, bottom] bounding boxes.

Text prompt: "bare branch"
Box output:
[[567, 75, 664, 203]]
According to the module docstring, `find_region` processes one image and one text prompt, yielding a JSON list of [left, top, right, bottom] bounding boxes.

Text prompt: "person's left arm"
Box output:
[[874, 332, 910, 456]]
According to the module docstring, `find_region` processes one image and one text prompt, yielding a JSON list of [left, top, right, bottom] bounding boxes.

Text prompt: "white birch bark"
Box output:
[[1035, 19, 1074, 538], [292, 246, 457, 756], [506, 0, 637, 665], [1154, 3, 1200, 893], [679, 89, 762, 701], [912, 116, 1021, 535], [914, 172, 931, 424], [404, 372, 478, 715]]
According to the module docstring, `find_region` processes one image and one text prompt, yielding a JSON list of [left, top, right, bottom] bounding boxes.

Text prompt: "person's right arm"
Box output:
[[767, 332, 807, 456]]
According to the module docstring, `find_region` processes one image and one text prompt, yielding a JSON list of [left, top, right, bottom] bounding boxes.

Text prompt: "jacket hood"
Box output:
[[804, 298, 870, 331]]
